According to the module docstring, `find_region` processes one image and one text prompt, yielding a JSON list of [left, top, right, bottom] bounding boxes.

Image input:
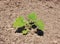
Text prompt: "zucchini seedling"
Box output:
[[28, 12, 37, 29], [35, 20, 44, 31], [28, 12, 37, 22], [28, 12, 44, 36], [13, 12, 45, 36], [35, 20, 44, 36], [13, 16, 26, 28], [13, 16, 28, 35], [22, 29, 29, 35]]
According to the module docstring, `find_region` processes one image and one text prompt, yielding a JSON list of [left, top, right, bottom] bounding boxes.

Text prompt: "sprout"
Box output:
[[13, 16, 26, 28], [13, 12, 45, 36], [28, 12, 37, 22], [22, 29, 28, 35], [35, 20, 44, 31]]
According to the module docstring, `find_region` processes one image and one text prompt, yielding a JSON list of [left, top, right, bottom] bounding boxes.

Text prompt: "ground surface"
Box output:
[[0, 0, 60, 44]]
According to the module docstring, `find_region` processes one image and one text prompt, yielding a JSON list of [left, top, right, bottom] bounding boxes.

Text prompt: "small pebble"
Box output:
[[32, 25, 37, 29], [29, 22, 34, 25], [35, 29, 44, 36], [15, 26, 25, 33]]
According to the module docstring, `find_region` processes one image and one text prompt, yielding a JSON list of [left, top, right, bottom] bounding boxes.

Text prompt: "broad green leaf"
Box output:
[[22, 29, 28, 35], [13, 16, 26, 28], [35, 20, 44, 30], [28, 12, 37, 21]]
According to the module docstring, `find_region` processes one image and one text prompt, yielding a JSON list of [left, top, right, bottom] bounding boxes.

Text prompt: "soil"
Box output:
[[0, 0, 60, 44]]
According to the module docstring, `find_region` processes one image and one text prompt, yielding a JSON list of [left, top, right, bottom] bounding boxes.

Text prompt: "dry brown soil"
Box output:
[[0, 0, 60, 44]]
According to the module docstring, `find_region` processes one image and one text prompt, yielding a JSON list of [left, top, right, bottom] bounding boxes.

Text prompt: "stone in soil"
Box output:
[[31, 25, 37, 29], [35, 29, 44, 36], [15, 26, 25, 33], [29, 22, 34, 25]]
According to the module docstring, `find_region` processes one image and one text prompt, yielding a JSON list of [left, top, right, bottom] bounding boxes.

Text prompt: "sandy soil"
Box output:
[[0, 0, 60, 44]]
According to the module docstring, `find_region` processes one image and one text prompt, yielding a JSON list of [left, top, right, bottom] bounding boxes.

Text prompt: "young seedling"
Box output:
[[28, 12, 37, 22], [13, 16, 26, 28], [28, 12, 44, 36], [28, 12, 44, 30], [35, 20, 44, 31], [28, 12, 37, 29], [13, 16, 28, 34], [13, 12, 45, 36], [22, 29, 28, 35]]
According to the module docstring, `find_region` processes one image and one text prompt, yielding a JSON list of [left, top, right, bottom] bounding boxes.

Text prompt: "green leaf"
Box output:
[[35, 20, 44, 30], [22, 29, 28, 35], [13, 16, 26, 28], [28, 12, 37, 21]]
